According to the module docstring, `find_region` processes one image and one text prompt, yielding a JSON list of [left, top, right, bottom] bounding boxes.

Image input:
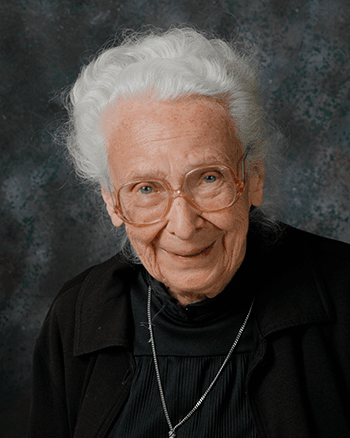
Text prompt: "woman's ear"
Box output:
[[248, 162, 265, 207], [101, 188, 124, 227]]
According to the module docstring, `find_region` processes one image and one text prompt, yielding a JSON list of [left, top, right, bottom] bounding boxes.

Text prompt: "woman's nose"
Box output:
[[165, 196, 203, 240]]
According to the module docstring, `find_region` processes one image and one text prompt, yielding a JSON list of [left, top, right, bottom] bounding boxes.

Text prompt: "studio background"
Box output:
[[1, 0, 349, 436]]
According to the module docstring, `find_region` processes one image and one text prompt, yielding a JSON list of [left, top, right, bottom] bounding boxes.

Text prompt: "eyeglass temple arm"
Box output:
[[241, 144, 252, 184]]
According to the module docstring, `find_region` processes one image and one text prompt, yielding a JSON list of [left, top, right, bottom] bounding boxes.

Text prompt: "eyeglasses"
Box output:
[[114, 151, 250, 226]]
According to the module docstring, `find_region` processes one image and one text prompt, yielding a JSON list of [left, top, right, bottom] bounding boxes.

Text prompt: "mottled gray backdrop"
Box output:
[[0, 0, 349, 436]]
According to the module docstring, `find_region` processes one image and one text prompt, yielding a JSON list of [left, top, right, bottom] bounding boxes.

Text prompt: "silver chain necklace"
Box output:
[[147, 285, 255, 438]]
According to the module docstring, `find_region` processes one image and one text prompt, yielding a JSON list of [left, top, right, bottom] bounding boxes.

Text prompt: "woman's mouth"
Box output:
[[166, 241, 216, 258]]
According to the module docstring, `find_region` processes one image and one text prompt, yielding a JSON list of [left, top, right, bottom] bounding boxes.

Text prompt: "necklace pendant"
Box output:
[[169, 430, 176, 438]]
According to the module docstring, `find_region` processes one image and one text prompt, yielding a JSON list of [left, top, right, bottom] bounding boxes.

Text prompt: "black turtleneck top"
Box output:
[[108, 241, 261, 437]]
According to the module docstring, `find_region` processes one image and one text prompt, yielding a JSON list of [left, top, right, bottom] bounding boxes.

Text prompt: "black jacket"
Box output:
[[27, 225, 350, 438]]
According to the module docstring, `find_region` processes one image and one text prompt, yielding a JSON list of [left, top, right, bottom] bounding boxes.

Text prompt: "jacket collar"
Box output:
[[73, 225, 333, 357], [73, 256, 137, 357], [252, 225, 333, 337]]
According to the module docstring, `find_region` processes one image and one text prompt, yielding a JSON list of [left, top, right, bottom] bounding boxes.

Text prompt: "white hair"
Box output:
[[62, 26, 284, 261]]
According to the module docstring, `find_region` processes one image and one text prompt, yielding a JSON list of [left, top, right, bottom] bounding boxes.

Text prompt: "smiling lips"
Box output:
[[165, 241, 216, 258]]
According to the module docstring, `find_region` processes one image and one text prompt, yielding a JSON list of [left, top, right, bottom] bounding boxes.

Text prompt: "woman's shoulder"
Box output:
[[51, 255, 133, 309], [37, 254, 138, 351], [285, 225, 350, 260], [281, 225, 350, 281], [280, 225, 350, 308]]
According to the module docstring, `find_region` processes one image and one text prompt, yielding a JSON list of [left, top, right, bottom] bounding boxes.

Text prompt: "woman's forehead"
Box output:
[[100, 96, 236, 141], [102, 98, 243, 183]]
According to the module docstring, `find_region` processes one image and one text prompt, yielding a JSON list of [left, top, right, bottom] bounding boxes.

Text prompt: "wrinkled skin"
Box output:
[[101, 97, 264, 305]]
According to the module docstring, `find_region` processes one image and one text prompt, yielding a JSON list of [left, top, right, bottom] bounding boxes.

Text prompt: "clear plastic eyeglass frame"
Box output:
[[113, 147, 251, 226]]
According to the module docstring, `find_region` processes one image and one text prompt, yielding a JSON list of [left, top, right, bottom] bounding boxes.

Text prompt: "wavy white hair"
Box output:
[[62, 26, 284, 261]]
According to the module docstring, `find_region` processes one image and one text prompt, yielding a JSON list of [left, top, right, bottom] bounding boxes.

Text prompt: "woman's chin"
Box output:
[[159, 263, 230, 300]]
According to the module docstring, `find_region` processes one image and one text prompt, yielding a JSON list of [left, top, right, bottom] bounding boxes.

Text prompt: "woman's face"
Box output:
[[101, 97, 264, 305]]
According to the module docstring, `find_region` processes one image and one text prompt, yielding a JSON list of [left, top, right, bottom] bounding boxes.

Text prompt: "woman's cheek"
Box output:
[[127, 231, 162, 275]]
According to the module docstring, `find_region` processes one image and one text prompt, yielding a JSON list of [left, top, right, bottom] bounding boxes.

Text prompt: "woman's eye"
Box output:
[[139, 185, 153, 194], [204, 175, 217, 183]]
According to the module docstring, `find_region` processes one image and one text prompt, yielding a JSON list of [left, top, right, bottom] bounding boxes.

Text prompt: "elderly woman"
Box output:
[[28, 28, 350, 438]]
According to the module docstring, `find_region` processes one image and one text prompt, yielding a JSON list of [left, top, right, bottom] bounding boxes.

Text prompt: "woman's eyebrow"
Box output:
[[122, 156, 232, 182], [124, 169, 169, 181]]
